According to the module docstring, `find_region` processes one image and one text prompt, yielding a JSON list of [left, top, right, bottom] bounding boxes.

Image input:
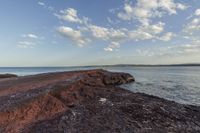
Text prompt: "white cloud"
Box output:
[[104, 42, 120, 52], [56, 14, 173, 51], [55, 10, 128, 50], [57, 26, 90, 47], [139, 22, 165, 34], [17, 41, 35, 48], [183, 8, 200, 35], [176, 3, 188, 10], [167, 43, 200, 55], [129, 30, 154, 40], [117, 0, 187, 23], [137, 42, 200, 57], [137, 49, 155, 57], [159, 32, 175, 41], [22, 34, 38, 39], [195, 9, 200, 16], [88, 25, 128, 51], [89, 25, 109, 40], [19, 34, 39, 48], [38, 2, 45, 6], [104, 47, 113, 52], [129, 22, 165, 41], [183, 16, 200, 34], [55, 8, 82, 23], [88, 25, 127, 41], [38, 1, 54, 11], [115, 0, 181, 43], [54, 5, 177, 52]]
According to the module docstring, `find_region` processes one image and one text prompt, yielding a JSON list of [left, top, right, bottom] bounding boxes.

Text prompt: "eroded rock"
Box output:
[[0, 69, 199, 133]]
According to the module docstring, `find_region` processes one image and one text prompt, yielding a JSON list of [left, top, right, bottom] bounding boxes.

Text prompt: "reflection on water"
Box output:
[[0, 66, 200, 106]]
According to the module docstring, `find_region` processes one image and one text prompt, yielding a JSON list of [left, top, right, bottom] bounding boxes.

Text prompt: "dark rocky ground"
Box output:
[[0, 69, 200, 133], [0, 74, 17, 79]]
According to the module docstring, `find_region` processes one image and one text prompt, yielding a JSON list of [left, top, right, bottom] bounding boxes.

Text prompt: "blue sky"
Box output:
[[0, 0, 200, 66]]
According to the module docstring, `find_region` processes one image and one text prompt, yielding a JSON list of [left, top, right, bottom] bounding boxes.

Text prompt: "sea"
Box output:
[[0, 66, 200, 106]]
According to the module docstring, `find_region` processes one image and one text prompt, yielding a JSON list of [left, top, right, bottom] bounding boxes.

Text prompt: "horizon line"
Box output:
[[0, 63, 200, 68]]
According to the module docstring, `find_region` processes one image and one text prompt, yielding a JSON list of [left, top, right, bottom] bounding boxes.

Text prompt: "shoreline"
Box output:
[[0, 69, 200, 132]]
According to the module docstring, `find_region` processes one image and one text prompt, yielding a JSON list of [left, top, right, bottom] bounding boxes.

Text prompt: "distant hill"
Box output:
[[85, 64, 200, 67], [113, 64, 200, 67]]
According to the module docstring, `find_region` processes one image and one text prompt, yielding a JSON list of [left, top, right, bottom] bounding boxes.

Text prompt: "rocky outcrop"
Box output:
[[0, 69, 200, 133], [0, 74, 17, 79]]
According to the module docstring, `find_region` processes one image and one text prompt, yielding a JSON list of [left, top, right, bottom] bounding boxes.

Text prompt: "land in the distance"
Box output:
[[84, 63, 200, 68], [1, 63, 200, 68], [0, 69, 200, 133]]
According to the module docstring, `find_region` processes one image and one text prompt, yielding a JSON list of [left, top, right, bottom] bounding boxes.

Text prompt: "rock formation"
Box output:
[[0, 69, 200, 133]]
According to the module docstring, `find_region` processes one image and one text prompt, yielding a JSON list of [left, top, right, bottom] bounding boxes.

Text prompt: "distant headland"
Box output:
[[81, 63, 200, 68]]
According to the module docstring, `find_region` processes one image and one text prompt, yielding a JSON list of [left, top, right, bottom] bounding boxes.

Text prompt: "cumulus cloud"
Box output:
[[87, 25, 128, 51], [54, 4, 182, 52], [88, 23, 169, 51], [88, 25, 127, 41], [89, 25, 109, 40], [104, 42, 120, 52], [195, 9, 200, 16], [113, 0, 186, 45], [185, 18, 200, 34], [159, 32, 175, 41], [55, 8, 82, 23], [57, 26, 90, 47], [57, 24, 126, 50], [183, 9, 200, 34], [117, 0, 187, 23], [129, 22, 165, 41]]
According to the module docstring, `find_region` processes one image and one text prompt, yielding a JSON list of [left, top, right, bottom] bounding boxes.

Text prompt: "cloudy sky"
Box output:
[[0, 0, 200, 66]]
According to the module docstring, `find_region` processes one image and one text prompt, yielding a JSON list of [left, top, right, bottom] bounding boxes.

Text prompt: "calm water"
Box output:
[[0, 66, 200, 106]]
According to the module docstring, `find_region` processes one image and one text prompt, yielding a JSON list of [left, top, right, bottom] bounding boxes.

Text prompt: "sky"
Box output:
[[0, 0, 200, 66]]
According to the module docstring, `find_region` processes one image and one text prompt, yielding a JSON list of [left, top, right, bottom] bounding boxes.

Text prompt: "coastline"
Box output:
[[0, 69, 200, 132]]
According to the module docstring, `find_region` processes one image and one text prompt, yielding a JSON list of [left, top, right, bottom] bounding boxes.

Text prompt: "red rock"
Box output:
[[0, 69, 134, 133], [0, 69, 200, 133]]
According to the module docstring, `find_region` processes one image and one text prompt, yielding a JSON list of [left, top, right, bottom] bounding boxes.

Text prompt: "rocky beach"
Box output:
[[0, 69, 200, 133]]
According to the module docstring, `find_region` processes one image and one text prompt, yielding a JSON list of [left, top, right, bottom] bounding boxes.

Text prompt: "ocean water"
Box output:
[[0, 66, 200, 106]]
